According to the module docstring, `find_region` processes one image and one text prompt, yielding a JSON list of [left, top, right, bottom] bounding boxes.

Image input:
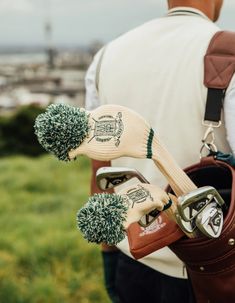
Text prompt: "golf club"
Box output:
[[195, 202, 224, 238], [96, 166, 149, 191], [177, 186, 225, 222], [96, 166, 160, 226]]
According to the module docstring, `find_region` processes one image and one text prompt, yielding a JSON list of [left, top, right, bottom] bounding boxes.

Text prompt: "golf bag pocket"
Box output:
[[127, 211, 184, 259], [184, 251, 235, 303], [169, 156, 235, 303]]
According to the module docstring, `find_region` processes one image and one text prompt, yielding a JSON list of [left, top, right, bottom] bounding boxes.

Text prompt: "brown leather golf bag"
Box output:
[[169, 155, 235, 303], [170, 31, 235, 303]]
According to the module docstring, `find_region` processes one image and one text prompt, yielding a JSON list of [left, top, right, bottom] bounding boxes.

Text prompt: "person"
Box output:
[[85, 0, 235, 302]]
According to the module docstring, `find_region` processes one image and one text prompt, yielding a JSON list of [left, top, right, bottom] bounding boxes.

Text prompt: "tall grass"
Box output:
[[0, 155, 110, 303]]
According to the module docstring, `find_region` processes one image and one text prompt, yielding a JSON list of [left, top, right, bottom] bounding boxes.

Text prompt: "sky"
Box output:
[[0, 0, 235, 47]]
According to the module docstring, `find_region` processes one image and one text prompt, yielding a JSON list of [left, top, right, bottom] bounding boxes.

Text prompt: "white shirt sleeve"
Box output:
[[224, 74, 235, 155], [85, 49, 103, 111]]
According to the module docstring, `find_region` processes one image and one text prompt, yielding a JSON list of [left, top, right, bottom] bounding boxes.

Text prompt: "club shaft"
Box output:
[[152, 137, 197, 196]]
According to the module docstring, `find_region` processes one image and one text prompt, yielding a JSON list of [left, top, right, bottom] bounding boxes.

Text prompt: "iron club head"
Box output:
[[96, 166, 149, 191], [195, 202, 224, 238], [177, 186, 225, 222]]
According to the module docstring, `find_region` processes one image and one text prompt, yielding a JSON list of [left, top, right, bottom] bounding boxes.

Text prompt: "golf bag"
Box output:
[[169, 155, 235, 303]]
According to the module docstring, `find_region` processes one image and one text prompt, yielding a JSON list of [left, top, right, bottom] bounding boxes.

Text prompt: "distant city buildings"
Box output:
[[0, 46, 103, 114]]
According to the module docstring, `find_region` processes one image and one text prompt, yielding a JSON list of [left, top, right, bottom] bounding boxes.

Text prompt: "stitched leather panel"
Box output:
[[127, 212, 184, 259], [204, 31, 235, 89]]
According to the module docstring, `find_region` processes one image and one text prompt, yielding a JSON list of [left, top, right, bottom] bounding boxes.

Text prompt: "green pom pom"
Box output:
[[34, 103, 89, 161], [77, 193, 128, 245]]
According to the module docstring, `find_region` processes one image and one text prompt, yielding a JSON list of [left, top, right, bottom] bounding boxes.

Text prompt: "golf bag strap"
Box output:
[[204, 31, 235, 123]]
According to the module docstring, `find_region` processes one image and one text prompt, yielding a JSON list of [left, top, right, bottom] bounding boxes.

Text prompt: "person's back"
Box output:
[[98, 7, 231, 189]]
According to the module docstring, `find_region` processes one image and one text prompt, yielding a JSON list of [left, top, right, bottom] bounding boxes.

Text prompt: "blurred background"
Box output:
[[0, 1, 234, 302]]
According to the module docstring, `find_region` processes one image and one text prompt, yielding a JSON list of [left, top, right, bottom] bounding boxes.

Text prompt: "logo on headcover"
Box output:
[[88, 112, 124, 146], [123, 185, 153, 208]]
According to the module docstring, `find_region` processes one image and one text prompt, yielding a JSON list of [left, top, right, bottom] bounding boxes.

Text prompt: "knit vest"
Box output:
[[97, 8, 232, 278]]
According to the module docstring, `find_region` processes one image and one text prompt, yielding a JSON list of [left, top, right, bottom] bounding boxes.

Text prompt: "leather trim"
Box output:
[[204, 31, 235, 89], [127, 212, 185, 260]]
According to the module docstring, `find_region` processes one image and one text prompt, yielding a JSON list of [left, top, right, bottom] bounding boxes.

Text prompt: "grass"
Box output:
[[0, 155, 110, 303]]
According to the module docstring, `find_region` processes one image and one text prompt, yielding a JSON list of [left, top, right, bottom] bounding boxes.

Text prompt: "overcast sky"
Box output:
[[0, 0, 235, 47]]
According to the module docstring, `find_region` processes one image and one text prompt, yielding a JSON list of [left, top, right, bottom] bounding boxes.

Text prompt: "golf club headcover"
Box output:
[[34, 103, 154, 162], [77, 184, 177, 246], [34, 103, 196, 199], [127, 194, 185, 259]]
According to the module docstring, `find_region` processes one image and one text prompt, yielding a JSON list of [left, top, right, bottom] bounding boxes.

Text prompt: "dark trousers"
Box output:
[[115, 252, 195, 303]]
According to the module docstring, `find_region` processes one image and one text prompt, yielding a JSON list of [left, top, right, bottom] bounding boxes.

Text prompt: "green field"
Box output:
[[0, 155, 110, 303]]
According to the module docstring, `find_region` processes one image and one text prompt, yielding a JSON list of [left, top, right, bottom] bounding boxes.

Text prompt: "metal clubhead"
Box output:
[[195, 202, 224, 238], [177, 186, 225, 222], [175, 213, 198, 237], [96, 167, 149, 190]]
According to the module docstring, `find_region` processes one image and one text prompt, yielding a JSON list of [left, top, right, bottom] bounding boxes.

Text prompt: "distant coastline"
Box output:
[[0, 44, 96, 55], [0, 52, 47, 65]]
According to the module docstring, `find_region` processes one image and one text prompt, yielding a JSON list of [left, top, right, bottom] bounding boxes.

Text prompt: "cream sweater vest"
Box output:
[[97, 8, 231, 278]]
